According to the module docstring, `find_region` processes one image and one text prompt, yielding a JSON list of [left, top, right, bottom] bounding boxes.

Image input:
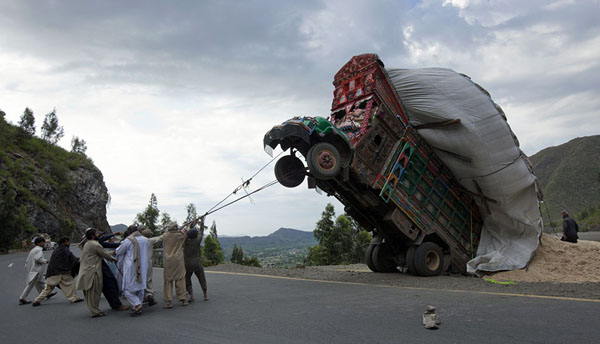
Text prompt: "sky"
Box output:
[[1, 0, 599, 236]]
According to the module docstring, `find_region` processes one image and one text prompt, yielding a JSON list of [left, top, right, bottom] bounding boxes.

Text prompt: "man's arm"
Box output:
[[95, 242, 117, 262], [34, 248, 47, 265]]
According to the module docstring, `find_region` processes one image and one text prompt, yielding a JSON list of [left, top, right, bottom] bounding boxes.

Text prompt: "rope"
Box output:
[[205, 150, 284, 214], [544, 202, 560, 239]]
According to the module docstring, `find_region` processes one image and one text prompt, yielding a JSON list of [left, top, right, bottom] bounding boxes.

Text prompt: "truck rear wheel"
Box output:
[[307, 142, 342, 180], [406, 245, 418, 275], [413, 242, 444, 277], [274, 155, 306, 188], [365, 244, 378, 272], [372, 244, 398, 273]]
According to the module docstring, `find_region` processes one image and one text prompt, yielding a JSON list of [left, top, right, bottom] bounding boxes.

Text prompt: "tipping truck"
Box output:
[[263, 54, 483, 276]]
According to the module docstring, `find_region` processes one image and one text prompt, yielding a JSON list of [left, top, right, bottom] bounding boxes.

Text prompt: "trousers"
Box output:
[[20, 274, 44, 300], [34, 274, 78, 303], [164, 278, 186, 302]]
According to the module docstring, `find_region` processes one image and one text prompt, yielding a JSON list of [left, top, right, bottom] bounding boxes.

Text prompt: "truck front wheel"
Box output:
[[274, 155, 306, 188], [307, 142, 342, 180], [413, 242, 444, 276]]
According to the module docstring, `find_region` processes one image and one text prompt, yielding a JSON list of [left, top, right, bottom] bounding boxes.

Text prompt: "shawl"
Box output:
[[127, 231, 143, 283]]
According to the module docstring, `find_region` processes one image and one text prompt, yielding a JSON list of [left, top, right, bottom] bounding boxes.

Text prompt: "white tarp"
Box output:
[[386, 68, 543, 273]]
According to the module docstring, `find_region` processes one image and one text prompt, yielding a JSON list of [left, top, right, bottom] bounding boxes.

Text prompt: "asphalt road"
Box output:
[[2, 249, 599, 344]]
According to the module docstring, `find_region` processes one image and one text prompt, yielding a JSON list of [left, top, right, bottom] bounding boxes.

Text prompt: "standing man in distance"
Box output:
[[76, 228, 118, 318], [32, 237, 83, 306], [561, 210, 579, 243], [18, 237, 53, 305]]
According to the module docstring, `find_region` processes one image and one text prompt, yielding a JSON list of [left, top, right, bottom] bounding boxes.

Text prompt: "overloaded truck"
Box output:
[[263, 54, 486, 276]]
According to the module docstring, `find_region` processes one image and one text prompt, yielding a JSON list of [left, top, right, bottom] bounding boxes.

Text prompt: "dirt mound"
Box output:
[[486, 233, 600, 283]]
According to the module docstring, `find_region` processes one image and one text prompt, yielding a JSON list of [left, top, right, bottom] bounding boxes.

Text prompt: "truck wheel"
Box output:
[[274, 155, 306, 188], [365, 244, 378, 272], [372, 244, 398, 273], [406, 245, 418, 275], [413, 242, 444, 277], [307, 142, 342, 180]]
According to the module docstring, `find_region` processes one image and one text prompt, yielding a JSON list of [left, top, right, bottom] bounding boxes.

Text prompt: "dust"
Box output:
[[486, 233, 600, 283]]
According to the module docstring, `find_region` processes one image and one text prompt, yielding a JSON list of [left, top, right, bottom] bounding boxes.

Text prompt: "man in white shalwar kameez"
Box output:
[[115, 230, 148, 316], [19, 237, 49, 304]]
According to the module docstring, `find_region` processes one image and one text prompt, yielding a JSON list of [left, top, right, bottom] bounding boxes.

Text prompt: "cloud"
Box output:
[[1, 0, 598, 234]]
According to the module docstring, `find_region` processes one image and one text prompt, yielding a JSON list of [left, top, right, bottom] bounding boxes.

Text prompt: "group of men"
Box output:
[[18, 218, 209, 318]]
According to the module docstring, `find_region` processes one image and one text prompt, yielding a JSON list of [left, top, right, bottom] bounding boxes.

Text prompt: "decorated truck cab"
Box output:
[[264, 54, 483, 276]]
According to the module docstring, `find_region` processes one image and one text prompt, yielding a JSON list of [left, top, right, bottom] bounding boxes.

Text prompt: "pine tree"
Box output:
[[185, 203, 197, 224], [203, 234, 224, 266], [231, 244, 244, 264], [40, 108, 64, 144], [71, 136, 87, 155], [135, 193, 160, 234], [18, 107, 35, 136]]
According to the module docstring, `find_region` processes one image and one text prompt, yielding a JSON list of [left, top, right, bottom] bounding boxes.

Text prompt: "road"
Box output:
[[2, 249, 599, 344]]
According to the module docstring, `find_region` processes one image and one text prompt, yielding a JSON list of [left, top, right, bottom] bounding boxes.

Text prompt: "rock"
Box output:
[[423, 305, 440, 329]]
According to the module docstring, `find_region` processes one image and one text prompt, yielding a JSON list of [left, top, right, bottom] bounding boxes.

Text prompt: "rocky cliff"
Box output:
[[0, 115, 109, 250]]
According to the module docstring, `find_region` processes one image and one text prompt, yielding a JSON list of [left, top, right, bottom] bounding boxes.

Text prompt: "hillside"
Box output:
[[0, 114, 110, 251], [219, 228, 317, 267], [530, 135, 600, 226]]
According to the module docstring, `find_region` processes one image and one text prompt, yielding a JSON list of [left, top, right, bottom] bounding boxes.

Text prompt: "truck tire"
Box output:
[[274, 155, 306, 188], [365, 244, 378, 272], [372, 244, 398, 272], [413, 242, 444, 277], [307, 142, 342, 180], [406, 245, 418, 275]]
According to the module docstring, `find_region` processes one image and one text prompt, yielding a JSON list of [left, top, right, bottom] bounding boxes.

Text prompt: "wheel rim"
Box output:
[[425, 250, 440, 271], [317, 150, 336, 171]]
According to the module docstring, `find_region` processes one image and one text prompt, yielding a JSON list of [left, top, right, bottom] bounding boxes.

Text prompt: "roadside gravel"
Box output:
[[206, 263, 600, 300]]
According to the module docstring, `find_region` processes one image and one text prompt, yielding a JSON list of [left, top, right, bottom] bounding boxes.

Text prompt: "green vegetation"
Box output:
[[230, 244, 262, 267], [531, 135, 600, 226], [305, 203, 372, 266], [0, 108, 95, 251], [135, 193, 160, 234]]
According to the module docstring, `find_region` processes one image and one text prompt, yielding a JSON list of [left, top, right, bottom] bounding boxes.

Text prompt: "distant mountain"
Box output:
[[530, 135, 600, 225], [110, 224, 127, 233], [218, 228, 317, 266]]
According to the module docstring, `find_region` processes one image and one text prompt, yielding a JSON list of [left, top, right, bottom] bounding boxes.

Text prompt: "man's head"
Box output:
[[141, 228, 153, 238], [34, 237, 45, 247], [167, 222, 178, 232], [85, 228, 98, 240], [561, 210, 569, 218], [187, 228, 199, 239], [58, 237, 70, 246]]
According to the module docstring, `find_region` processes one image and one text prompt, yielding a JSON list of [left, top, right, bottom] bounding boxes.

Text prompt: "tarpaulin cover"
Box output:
[[386, 68, 543, 273]]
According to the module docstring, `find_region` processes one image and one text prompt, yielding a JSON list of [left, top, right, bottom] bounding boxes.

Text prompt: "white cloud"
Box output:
[[1, 0, 598, 235]]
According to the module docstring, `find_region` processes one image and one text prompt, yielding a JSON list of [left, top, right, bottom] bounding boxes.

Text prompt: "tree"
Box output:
[[70, 136, 87, 155], [185, 203, 197, 224], [231, 244, 244, 264], [158, 211, 172, 233], [203, 234, 224, 266], [0, 179, 34, 252], [41, 108, 64, 144], [135, 193, 160, 234], [210, 220, 218, 238], [18, 108, 35, 136], [305, 203, 372, 266], [0, 109, 5, 121]]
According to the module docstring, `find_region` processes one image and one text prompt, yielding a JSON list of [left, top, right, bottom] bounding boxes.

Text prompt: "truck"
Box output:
[[263, 54, 484, 276]]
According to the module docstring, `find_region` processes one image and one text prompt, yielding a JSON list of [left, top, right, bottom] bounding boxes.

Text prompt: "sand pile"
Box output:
[[487, 233, 600, 283]]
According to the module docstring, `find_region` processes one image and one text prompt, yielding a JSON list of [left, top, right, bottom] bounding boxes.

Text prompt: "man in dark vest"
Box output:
[[32, 237, 83, 306], [561, 210, 579, 243]]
